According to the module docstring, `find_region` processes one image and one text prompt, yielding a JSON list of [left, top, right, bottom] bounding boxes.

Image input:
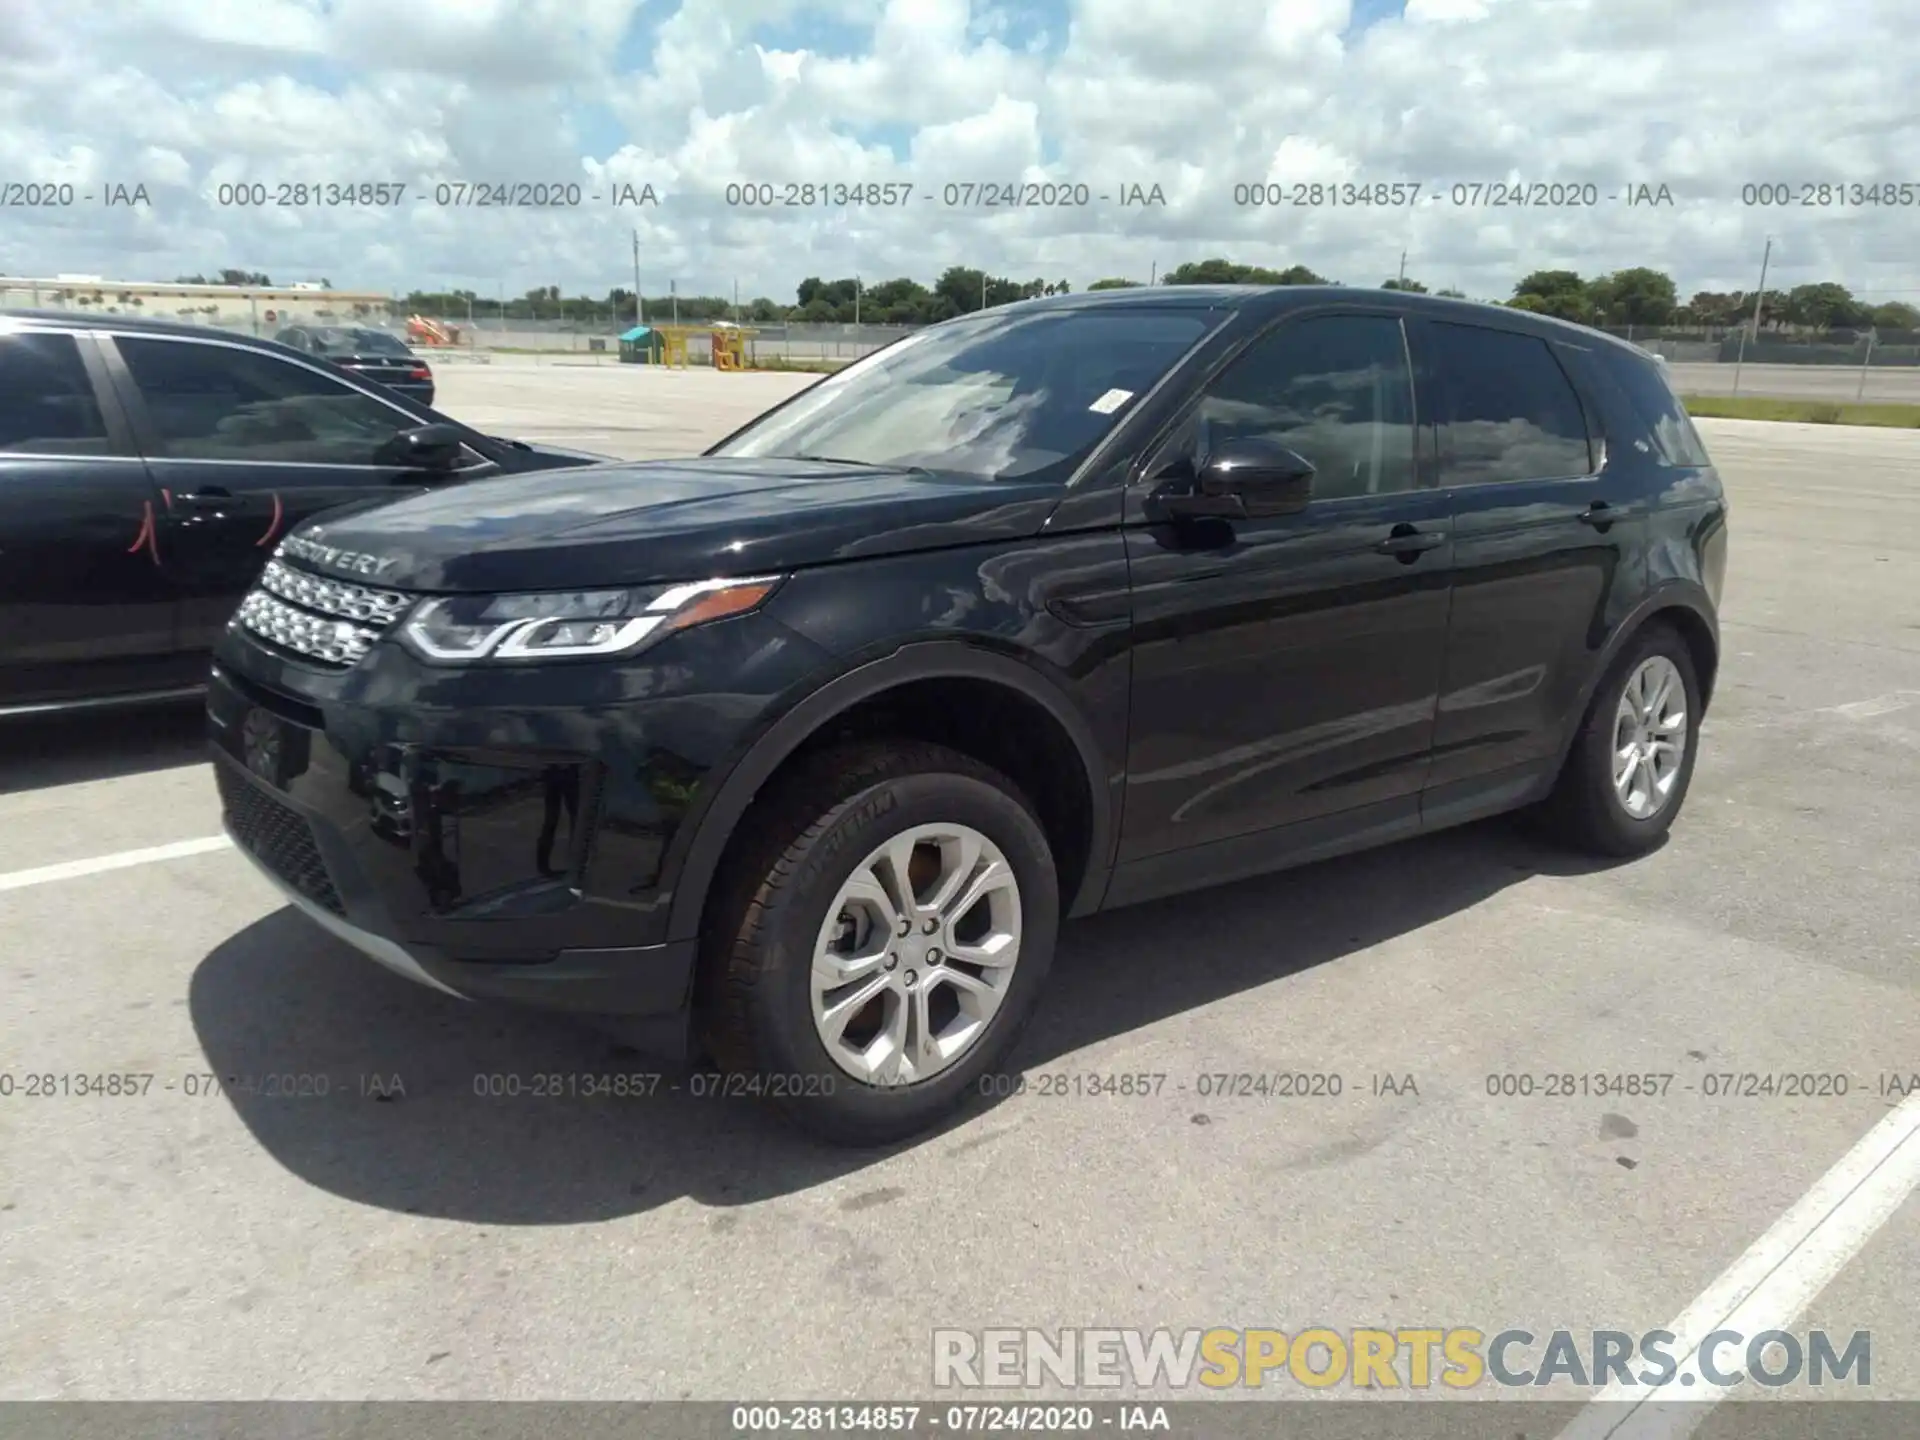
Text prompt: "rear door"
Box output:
[[96, 331, 500, 650], [0, 327, 184, 709], [1416, 317, 1644, 805]]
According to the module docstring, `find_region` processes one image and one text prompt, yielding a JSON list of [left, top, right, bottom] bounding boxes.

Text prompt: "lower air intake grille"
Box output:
[[218, 765, 345, 915]]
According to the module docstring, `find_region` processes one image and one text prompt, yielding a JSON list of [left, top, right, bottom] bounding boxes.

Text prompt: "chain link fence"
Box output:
[[1592, 324, 1920, 366], [403, 314, 914, 364], [369, 310, 1920, 372], [9, 282, 1920, 383]]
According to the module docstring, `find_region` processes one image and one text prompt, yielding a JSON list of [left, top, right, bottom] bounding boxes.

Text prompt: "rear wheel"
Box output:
[[702, 741, 1058, 1146], [1536, 622, 1701, 857]]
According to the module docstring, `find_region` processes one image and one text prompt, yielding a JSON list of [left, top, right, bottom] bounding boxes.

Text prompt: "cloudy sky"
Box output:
[[2, 0, 1916, 305]]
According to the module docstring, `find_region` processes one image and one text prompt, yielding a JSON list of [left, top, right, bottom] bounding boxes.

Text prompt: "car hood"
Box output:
[[487, 437, 618, 468], [280, 456, 1066, 592]]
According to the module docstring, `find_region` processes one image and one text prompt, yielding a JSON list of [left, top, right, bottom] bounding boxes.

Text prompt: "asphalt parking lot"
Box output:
[[2, 368, 1917, 1412]]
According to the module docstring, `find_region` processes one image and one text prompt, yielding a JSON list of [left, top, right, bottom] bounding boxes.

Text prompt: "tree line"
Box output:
[[160, 263, 1920, 334]]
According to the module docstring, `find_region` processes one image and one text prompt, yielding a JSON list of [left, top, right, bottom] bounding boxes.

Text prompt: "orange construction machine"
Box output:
[[406, 315, 460, 346]]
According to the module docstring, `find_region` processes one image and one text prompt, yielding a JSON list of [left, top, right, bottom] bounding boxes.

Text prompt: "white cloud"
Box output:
[[1404, 0, 1499, 23], [1, 0, 1917, 306], [130, 0, 331, 55]]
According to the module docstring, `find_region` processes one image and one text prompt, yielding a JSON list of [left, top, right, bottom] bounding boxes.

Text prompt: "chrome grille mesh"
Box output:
[[257, 560, 411, 624], [235, 559, 411, 667]]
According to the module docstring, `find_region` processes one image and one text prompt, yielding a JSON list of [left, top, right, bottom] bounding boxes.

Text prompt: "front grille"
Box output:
[[236, 559, 410, 667], [218, 765, 345, 914], [259, 559, 412, 624]]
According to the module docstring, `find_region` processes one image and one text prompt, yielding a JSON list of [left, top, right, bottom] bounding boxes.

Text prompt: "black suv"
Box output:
[[208, 287, 1728, 1145], [0, 310, 607, 715]]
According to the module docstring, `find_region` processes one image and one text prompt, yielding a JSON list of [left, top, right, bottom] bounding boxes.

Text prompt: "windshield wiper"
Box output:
[[790, 454, 931, 475]]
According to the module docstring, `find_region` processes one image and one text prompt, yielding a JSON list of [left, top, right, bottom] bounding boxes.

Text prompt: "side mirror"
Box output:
[[381, 422, 466, 472], [1154, 437, 1315, 520]]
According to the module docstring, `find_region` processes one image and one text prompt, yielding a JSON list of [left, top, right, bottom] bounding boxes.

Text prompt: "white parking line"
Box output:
[[1822, 692, 1919, 721], [0, 836, 232, 893], [1555, 1089, 1920, 1439]]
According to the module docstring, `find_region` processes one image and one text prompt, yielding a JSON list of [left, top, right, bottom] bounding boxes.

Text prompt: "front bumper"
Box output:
[[207, 658, 702, 1020], [224, 812, 698, 1016]]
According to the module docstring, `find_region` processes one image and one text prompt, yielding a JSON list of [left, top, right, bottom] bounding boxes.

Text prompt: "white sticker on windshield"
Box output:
[[1087, 388, 1134, 414]]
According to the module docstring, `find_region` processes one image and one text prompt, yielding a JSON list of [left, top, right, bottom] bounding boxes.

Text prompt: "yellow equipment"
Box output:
[[649, 325, 697, 369], [710, 325, 758, 371]]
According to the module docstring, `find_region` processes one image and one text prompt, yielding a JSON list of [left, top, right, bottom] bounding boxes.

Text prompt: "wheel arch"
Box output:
[[1550, 581, 1720, 779], [663, 641, 1117, 946]]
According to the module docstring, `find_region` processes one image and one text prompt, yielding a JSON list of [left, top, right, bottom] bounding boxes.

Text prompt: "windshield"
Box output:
[[710, 306, 1223, 482]]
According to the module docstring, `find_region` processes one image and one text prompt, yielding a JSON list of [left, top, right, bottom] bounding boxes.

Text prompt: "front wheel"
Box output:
[[702, 741, 1059, 1146], [1536, 622, 1702, 857]]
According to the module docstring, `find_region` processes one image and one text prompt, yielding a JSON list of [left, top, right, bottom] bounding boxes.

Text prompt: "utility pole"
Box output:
[[641, 231, 656, 326], [1149, 261, 1157, 285], [854, 275, 861, 326], [1857, 329, 1877, 400], [670, 279, 677, 326], [1731, 236, 1772, 397], [733, 278, 740, 325]]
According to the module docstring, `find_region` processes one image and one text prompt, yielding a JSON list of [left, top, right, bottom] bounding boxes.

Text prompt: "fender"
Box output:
[[662, 640, 1117, 944], [1545, 578, 1720, 779]]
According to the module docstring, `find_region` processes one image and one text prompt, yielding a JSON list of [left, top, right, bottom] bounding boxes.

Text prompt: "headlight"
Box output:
[[399, 575, 783, 663]]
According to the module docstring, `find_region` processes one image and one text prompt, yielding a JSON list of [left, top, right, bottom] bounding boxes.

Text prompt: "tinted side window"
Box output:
[[1431, 322, 1592, 485], [1602, 352, 1713, 467], [115, 337, 407, 464], [0, 333, 112, 456], [1193, 314, 1417, 501]]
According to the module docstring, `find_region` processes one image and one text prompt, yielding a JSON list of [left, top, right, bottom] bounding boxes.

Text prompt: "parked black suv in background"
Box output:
[[273, 324, 437, 405], [0, 311, 607, 715], [208, 286, 1728, 1145]]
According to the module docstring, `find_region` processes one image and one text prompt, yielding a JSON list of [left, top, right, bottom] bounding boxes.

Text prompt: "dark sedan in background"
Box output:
[[0, 310, 611, 716], [274, 324, 436, 404]]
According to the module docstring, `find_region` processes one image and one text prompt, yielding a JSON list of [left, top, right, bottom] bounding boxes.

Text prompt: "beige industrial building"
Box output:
[[0, 276, 395, 335]]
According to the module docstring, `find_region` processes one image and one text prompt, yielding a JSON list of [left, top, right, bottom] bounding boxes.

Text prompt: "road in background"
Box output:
[[1668, 362, 1920, 403]]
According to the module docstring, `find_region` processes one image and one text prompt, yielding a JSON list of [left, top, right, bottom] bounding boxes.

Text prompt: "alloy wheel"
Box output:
[[809, 823, 1023, 1087], [1611, 654, 1688, 820]]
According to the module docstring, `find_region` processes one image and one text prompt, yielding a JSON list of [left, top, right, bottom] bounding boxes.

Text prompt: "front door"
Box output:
[[98, 332, 494, 650], [1117, 309, 1453, 880]]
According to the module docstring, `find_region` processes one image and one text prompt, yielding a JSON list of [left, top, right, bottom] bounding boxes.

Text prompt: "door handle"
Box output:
[[172, 487, 236, 509], [1578, 501, 1616, 527], [1374, 524, 1447, 560]]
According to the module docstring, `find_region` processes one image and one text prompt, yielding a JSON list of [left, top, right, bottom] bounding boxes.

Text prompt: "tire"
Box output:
[[1536, 622, 1702, 857], [701, 740, 1059, 1146]]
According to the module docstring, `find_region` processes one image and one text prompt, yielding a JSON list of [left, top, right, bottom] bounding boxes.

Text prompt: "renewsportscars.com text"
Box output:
[[932, 1327, 1871, 1391]]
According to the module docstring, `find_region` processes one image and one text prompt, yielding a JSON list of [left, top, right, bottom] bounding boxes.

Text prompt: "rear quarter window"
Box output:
[[1600, 351, 1713, 467]]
